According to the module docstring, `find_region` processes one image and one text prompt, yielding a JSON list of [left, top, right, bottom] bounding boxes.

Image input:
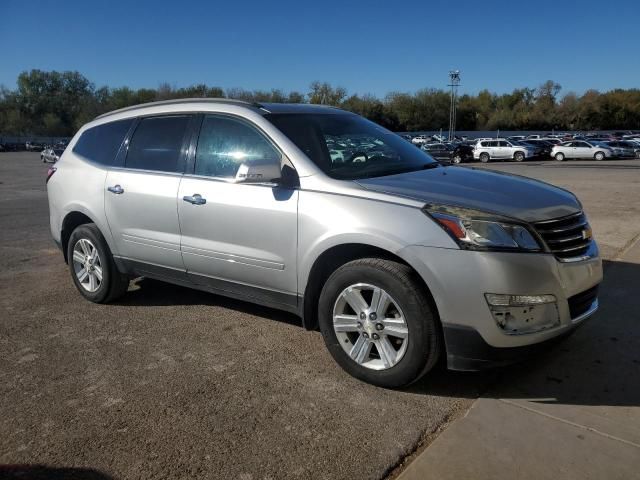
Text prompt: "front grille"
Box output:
[[533, 211, 592, 260], [567, 286, 599, 319]]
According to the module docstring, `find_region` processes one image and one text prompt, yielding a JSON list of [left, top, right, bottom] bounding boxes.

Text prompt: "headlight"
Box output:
[[423, 204, 543, 252]]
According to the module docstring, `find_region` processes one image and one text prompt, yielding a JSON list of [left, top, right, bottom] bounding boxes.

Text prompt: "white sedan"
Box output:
[[550, 141, 613, 161]]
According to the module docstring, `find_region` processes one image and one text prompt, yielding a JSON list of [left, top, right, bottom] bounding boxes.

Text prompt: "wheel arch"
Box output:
[[301, 243, 440, 333], [61, 210, 106, 263]]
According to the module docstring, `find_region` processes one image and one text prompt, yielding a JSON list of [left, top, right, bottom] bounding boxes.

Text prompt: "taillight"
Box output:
[[46, 166, 57, 184]]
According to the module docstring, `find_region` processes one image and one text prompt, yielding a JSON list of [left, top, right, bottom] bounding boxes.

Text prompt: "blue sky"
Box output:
[[2, 0, 638, 97]]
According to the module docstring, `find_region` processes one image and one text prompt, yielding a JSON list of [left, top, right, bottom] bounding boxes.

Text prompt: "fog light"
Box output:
[[485, 293, 559, 335]]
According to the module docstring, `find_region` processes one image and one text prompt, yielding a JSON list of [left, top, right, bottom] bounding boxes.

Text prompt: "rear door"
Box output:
[[487, 141, 501, 158], [105, 114, 193, 272], [177, 114, 299, 309]]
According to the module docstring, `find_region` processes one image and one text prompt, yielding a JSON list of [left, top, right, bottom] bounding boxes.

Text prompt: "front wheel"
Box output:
[[594, 151, 605, 161], [554, 152, 565, 161], [67, 223, 129, 303], [479, 152, 490, 163], [451, 154, 462, 164], [513, 151, 525, 162], [318, 258, 442, 388]]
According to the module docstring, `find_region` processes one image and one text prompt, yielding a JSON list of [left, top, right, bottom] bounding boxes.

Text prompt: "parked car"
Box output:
[[411, 135, 429, 145], [41, 148, 65, 163], [473, 139, 535, 162], [26, 141, 47, 151], [539, 137, 563, 145], [550, 141, 613, 161], [421, 142, 473, 164], [601, 141, 639, 158], [47, 99, 602, 388], [521, 139, 553, 158]]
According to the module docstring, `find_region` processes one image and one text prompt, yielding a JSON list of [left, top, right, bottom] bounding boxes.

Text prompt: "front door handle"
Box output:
[[107, 185, 124, 194], [183, 194, 206, 205]]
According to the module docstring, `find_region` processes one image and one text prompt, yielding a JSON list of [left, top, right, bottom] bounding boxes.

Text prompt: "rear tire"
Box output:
[[451, 154, 462, 164], [594, 151, 605, 161], [318, 258, 442, 388], [479, 152, 490, 163], [67, 223, 129, 303], [554, 152, 565, 161]]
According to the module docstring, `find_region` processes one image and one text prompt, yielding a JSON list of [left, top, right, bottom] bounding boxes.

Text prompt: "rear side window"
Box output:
[[72, 118, 134, 166], [126, 115, 191, 173], [194, 115, 281, 178]]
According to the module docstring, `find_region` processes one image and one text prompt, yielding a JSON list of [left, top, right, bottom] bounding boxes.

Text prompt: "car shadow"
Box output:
[[114, 277, 302, 328], [0, 464, 113, 479], [113, 259, 639, 408]]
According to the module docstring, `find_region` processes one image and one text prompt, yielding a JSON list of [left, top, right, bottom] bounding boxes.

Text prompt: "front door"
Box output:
[[177, 114, 299, 309], [572, 141, 591, 159], [105, 114, 192, 272]]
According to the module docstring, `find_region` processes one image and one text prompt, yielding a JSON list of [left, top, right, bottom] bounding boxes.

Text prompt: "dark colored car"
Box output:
[[521, 139, 554, 158], [421, 142, 474, 164]]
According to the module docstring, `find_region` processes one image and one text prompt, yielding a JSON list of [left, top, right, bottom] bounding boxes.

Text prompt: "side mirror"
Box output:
[[234, 158, 282, 184]]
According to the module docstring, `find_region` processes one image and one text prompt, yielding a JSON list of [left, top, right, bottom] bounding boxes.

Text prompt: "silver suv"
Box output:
[[47, 100, 602, 387], [473, 138, 535, 162]]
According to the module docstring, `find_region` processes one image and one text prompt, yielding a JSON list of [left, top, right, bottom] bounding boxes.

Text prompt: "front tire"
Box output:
[[451, 154, 462, 164], [318, 258, 441, 388], [513, 151, 525, 162], [555, 152, 565, 161], [594, 151, 605, 161], [67, 223, 129, 303], [479, 152, 490, 163]]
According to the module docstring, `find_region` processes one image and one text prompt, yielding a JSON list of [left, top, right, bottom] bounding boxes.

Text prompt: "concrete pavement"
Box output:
[[397, 238, 640, 480]]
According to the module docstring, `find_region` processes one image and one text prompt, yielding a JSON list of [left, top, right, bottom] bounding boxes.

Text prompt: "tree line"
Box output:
[[1, 69, 639, 137]]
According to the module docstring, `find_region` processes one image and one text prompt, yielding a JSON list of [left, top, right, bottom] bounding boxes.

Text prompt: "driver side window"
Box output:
[[194, 115, 281, 178]]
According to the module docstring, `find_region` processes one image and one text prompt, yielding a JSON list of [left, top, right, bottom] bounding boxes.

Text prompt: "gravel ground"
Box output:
[[1, 153, 638, 480]]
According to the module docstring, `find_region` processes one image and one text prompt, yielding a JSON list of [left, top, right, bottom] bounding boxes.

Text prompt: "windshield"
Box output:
[[265, 113, 437, 180]]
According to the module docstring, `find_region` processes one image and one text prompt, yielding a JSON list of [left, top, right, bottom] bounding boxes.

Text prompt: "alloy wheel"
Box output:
[[72, 238, 103, 292], [333, 283, 409, 370]]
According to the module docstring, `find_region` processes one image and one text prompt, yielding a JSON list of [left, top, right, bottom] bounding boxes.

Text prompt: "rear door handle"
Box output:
[[107, 185, 124, 194], [183, 194, 206, 205]]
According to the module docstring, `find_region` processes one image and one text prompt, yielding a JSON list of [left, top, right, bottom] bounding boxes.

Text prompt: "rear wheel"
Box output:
[[594, 151, 605, 161], [451, 154, 462, 164], [554, 152, 565, 161], [67, 223, 129, 303], [318, 258, 441, 388], [479, 152, 490, 163]]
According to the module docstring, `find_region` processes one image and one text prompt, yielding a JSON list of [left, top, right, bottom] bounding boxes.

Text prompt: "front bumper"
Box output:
[[399, 244, 603, 369]]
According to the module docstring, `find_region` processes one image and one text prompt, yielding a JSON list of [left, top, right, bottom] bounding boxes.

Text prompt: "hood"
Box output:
[[356, 165, 581, 222]]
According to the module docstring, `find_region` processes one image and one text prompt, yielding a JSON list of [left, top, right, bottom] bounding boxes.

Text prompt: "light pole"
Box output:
[[448, 70, 461, 141]]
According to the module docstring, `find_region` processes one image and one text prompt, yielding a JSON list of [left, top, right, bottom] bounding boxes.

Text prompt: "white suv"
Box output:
[[46, 99, 602, 387], [473, 139, 535, 163]]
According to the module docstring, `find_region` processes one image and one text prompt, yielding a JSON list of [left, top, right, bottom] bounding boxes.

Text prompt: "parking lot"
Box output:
[[1, 152, 639, 480]]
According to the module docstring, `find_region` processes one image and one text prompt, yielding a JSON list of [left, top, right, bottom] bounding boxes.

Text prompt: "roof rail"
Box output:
[[94, 98, 263, 120]]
